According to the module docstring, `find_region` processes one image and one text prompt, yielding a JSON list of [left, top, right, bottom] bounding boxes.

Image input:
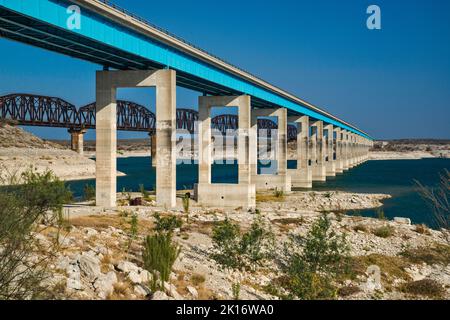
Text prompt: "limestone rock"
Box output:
[[186, 286, 198, 299], [128, 270, 142, 284], [79, 252, 101, 281], [67, 277, 82, 291], [394, 217, 411, 225], [94, 271, 118, 299], [116, 261, 139, 274], [152, 291, 170, 300]]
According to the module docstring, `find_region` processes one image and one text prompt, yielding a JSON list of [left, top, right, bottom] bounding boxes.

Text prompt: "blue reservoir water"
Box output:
[[67, 158, 449, 227]]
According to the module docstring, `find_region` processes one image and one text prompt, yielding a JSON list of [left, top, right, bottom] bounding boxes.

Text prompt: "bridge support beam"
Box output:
[[194, 95, 255, 209], [325, 124, 336, 177], [250, 108, 291, 192], [68, 128, 86, 155], [312, 121, 326, 181], [287, 115, 312, 188], [96, 69, 176, 208]]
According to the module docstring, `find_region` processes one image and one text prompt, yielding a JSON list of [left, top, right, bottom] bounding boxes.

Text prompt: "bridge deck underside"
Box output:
[[0, 7, 274, 110]]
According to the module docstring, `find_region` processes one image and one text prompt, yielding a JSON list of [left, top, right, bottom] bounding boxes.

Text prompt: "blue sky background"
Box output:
[[0, 0, 449, 140]]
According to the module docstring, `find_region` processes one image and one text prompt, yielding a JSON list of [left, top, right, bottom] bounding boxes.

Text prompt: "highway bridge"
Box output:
[[0, 0, 373, 208]]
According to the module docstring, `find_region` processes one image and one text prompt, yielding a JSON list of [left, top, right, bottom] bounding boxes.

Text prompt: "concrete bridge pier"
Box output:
[[68, 128, 86, 155], [342, 130, 350, 171], [287, 115, 312, 188], [194, 95, 255, 209], [150, 133, 156, 167], [350, 133, 357, 167], [250, 108, 291, 192], [311, 121, 326, 181], [334, 127, 344, 173], [96, 69, 177, 208], [325, 124, 336, 177]]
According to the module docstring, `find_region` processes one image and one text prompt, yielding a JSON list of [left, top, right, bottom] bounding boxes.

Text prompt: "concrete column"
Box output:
[[324, 124, 336, 177], [250, 108, 291, 191], [150, 133, 156, 167], [350, 134, 356, 167], [334, 127, 343, 173], [68, 128, 86, 155], [96, 69, 176, 208], [287, 115, 312, 188], [310, 125, 317, 168], [312, 121, 326, 181], [194, 95, 255, 209], [341, 130, 349, 170]]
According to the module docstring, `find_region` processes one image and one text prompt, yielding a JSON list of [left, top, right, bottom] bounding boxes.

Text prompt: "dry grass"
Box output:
[[69, 214, 154, 234], [107, 282, 134, 300], [172, 271, 215, 300], [414, 224, 431, 235], [256, 193, 285, 203], [191, 273, 206, 286], [182, 221, 216, 236], [400, 244, 450, 266], [372, 225, 395, 238], [353, 224, 368, 233], [349, 254, 411, 288], [338, 284, 362, 297], [401, 279, 445, 299]]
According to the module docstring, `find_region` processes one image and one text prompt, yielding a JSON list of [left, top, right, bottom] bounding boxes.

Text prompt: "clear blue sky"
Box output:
[[0, 0, 449, 140]]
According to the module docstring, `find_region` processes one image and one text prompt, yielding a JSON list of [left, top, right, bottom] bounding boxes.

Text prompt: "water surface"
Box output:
[[67, 157, 449, 227]]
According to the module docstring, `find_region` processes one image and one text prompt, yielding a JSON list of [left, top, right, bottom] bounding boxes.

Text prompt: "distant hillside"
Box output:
[[0, 123, 64, 149]]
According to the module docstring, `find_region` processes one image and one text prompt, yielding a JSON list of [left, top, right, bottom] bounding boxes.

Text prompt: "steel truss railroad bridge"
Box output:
[[0, 93, 297, 139]]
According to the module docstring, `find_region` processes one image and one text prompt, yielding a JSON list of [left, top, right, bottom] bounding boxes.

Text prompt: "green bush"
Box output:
[[153, 213, 183, 234], [83, 184, 95, 201], [139, 184, 149, 198], [0, 168, 72, 300], [274, 188, 284, 198], [373, 225, 394, 238], [278, 214, 350, 300], [182, 193, 190, 214], [142, 232, 180, 290], [211, 216, 274, 271]]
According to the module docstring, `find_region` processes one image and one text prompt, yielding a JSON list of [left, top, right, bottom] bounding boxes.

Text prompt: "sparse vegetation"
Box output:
[[400, 244, 450, 266], [231, 281, 241, 300], [375, 208, 386, 220], [211, 216, 274, 271], [353, 224, 368, 233], [182, 193, 190, 214], [127, 213, 139, 252], [274, 188, 284, 198], [277, 214, 350, 300], [191, 274, 206, 286], [414, 224, 431, 235], [83, 184, 95, 201], [0, 168, 72, 300], [401, 279, 445, 299], [415, 170, 450, 237], [153, 213, 183, 234], [142, 232, 180, 291], [139, 184, 149, 198], [372, 225, 394, 238]]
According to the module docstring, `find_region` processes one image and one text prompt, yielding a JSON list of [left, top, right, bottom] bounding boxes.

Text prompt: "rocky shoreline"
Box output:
[[33, 190, 449, 300]]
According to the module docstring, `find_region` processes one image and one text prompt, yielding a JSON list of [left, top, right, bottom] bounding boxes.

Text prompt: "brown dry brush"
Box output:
[[415, 169, 450, 237]]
